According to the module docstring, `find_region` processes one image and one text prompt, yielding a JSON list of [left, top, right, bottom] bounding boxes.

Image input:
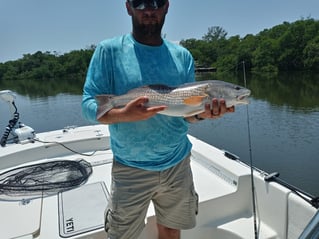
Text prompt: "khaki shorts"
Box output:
[[105, 155, 198, 239]]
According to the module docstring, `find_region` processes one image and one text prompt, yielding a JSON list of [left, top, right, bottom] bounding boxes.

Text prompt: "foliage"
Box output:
[[0, 18, 318, 87], [0, 45, 95, 84], [180, 18, 319, 73]]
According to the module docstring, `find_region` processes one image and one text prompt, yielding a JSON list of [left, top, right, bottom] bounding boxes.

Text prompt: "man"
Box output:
[[82, 0, 234, 238]]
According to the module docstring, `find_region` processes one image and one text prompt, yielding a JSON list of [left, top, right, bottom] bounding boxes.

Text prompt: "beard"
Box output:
[[132, 14, 165, 38]]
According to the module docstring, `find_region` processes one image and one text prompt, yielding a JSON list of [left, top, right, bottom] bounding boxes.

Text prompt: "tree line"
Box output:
[[180, 18, 319, 73], [0, 46, 95, 83], [0, 18, 318, 83]]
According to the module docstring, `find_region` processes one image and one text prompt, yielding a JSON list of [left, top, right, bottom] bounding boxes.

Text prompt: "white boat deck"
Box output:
[[0, 125, 317, 239]]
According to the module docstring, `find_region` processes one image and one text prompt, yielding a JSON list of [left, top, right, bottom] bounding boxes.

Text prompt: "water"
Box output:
[[189, 99, 319, 196], [0, 74, 318, 196]]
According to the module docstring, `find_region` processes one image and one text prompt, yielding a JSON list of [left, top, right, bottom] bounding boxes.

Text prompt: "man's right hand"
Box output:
[[98, 96, 167, 124]]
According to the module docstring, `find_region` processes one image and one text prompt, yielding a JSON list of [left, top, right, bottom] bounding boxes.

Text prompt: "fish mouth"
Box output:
[[236, 92, 251, 104], [237, 89, 251, 100], [237, 95, 248, 101]]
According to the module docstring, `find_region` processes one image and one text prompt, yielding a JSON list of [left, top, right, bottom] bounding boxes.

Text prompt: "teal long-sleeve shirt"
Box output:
[[82, 34, 195, 171]]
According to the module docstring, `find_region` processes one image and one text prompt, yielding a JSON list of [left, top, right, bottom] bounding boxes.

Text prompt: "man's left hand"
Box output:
[[199, 98, 235, 119]]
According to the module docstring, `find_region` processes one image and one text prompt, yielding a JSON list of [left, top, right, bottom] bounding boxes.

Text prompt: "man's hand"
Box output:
[[121, 96, 167, 121], [98, 96, 167, 124], [198, 98, 235, 119]]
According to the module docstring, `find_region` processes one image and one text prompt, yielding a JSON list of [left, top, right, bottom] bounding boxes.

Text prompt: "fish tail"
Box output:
[[95, 95, 115, 120]]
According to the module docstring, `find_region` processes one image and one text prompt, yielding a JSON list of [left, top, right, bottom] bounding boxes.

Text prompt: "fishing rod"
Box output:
[[240, 62, 319, 239], [202, 61, 259, 238], [242, 61, 259, 239]]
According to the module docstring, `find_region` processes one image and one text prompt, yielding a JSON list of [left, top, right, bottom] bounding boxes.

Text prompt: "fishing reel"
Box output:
[[0, 90, 35, 147]]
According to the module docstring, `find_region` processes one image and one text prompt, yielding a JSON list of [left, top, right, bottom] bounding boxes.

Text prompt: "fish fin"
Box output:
[[95, 95, 115, 119], [183, 96, 206, 106]]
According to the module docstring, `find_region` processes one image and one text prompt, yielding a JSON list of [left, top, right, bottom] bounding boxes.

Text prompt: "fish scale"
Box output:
[[124, 85, 209, 104]]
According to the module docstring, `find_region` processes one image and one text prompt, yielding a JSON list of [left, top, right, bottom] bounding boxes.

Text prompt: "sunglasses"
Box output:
[[128, 0, 167, 10]]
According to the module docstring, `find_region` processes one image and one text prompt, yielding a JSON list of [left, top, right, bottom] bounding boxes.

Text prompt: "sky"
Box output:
[[1, 0, 319, 63]]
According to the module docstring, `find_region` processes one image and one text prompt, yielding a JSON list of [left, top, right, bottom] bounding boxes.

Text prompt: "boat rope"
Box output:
[[242, 61, 259, 239]]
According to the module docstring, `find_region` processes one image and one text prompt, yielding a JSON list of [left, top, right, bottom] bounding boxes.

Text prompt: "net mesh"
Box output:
[[0, 159, 92, 201]]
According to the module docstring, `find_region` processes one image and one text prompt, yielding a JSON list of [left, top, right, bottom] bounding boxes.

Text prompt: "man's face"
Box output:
[[126, 1, 169, 38]]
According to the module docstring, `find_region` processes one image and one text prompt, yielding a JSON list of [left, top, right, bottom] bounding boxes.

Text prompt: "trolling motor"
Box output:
[[0, 90, 35, 147]]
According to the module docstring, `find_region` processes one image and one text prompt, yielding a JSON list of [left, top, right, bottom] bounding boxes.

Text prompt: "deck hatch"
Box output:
[[58, 181, 110, 238]]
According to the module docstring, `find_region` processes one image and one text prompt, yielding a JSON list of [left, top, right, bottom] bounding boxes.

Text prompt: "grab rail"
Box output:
[[265, 172, 319, 209]]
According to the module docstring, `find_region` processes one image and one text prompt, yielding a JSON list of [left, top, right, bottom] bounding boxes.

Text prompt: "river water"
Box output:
[[0, 73, 318, 196]]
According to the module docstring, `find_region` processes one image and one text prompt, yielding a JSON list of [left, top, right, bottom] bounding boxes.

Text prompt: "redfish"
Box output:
[[96, 80, 251, 119]]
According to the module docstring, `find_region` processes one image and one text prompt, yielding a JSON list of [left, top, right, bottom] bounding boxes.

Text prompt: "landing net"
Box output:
[[0, 159, 92, 201]]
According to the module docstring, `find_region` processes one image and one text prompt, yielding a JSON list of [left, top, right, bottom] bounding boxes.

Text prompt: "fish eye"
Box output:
[[235, 86, 241, 90]]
